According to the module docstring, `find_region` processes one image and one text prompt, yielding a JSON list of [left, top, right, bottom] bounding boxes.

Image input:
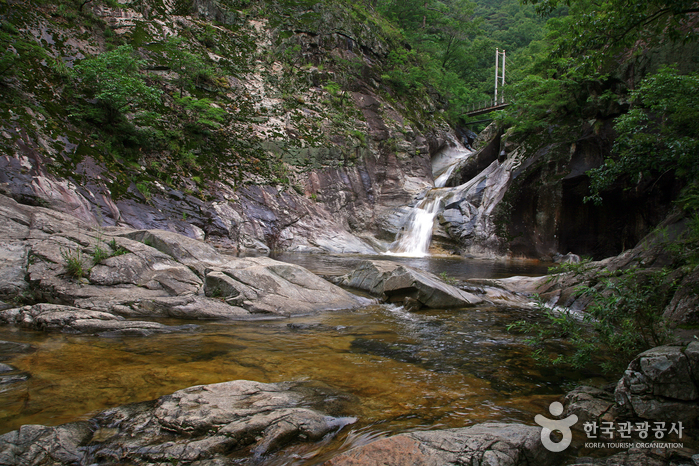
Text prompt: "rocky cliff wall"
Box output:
[[0, 0, 457, 255]]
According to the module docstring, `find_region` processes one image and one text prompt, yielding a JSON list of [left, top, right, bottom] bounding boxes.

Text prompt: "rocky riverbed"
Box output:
[[1, 193, 698, 465]]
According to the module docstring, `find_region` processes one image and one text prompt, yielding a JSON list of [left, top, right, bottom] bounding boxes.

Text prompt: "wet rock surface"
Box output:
[[558, 343, 699, 466], [0, 380, 357, 466], [0, 341, 32, 387], [566, 449, 698, 466], [335, 259, 484, 309], [323, 422, 559, 466], [0, 194, 369, 333]]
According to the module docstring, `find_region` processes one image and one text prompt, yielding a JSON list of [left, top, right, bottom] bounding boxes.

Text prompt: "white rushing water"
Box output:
[[386, 144, 474, 257], [386, 193, 446, 257]]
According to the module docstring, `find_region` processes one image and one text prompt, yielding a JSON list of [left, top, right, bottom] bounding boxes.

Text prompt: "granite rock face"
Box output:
[[0, 380, 356, 466], [335, 259, 484, 309], [563, 385, 618, 427], [0, 194, 370, 334], [0, 303, 198, 336]]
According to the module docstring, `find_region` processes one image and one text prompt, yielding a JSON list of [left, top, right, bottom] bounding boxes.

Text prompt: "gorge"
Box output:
[[1, 0, 699, 465]]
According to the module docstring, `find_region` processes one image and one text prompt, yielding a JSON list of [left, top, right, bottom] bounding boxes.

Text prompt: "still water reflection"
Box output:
[[273, 252, 551, 279]]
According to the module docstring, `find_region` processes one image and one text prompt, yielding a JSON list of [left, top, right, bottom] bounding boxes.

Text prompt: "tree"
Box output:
[[586, 66, 699, 203], [163, 37, 213, 98], [73, 45, 162, 125], [522, 0, 699, 71]]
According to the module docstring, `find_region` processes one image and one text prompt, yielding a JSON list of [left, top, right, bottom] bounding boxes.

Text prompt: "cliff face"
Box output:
[[0, 0, 456, 255]]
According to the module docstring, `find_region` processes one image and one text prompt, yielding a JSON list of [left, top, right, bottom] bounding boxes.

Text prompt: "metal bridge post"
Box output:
[[494, 48, 499, 107]]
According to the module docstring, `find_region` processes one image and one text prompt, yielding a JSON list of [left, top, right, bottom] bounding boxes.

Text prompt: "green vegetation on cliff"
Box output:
[[504, 0, 699, 204], [501, 0, 699, 374], [0, 0, 452, 202]]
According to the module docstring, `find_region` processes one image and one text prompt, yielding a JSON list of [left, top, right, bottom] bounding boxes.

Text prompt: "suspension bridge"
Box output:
[[464, 47, 509, 123]]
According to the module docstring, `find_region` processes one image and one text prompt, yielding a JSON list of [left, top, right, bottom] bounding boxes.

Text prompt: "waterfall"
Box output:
[[386, 144, 474, 257], [434, 164, 458, 188], [387, 193, 446, 257]]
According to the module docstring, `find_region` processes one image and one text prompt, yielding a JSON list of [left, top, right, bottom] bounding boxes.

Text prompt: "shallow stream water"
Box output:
[[0, 255, 600, 463]]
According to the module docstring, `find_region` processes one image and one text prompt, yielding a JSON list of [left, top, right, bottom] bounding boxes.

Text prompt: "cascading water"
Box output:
[[434, 164, 458, 188], [387, 193, 446, 257], [386, 144, 474, 257]]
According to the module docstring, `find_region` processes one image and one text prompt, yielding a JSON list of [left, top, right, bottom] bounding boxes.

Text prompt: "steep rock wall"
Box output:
[[0, 0, 452, 255]]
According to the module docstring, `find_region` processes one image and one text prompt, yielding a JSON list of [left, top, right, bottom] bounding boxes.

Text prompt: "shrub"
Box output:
[[509, 267, 674, 374]]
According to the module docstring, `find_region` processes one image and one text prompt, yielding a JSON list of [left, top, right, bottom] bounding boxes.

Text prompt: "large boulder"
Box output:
[[337, 260, 483, 308], [663, 265, 699, 325], [205, 257, 373, 315], [615, 342, 699, 423], [0, 380, 356, 465], [335, 260, 483, 309], [323, 422, 559, 466], [563, 385, 618, 428]]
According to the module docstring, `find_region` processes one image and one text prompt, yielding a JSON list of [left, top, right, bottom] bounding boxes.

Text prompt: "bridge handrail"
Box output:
[[467, 99, 508, 113]]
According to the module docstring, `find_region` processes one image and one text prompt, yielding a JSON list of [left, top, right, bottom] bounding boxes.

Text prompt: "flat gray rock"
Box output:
[[0, 303, 198, 335], [336, 260, 483, 309], [0, 194, 370, 321]]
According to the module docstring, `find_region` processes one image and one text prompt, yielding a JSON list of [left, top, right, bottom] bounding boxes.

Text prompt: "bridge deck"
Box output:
[[465, 103, 510, 117]]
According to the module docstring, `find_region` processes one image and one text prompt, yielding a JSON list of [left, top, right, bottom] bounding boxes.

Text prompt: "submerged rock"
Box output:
[[0, 340, 33, 360], [335, 260, 484, 309], [323, 422, 558, 466], [0, 380, 356, 465]]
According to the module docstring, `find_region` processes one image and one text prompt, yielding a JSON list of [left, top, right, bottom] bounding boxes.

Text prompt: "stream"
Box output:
[[0, 255, 603, 461], [0, 143, 602, 463]]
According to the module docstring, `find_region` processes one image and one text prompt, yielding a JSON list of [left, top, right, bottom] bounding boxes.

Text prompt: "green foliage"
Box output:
[[546, 257, 592, 276], [136, 181, 152, 200], [505, 0, 699, 171], [175, 96, 227, 132], [0, 20, 49, 82], [439, 271, 459, 285], [72, 45, 162, 125], [163, 37, 214, 97], [586, 67, 699, 204], [60, 247, 87, 279], [510, 267, 674, 374], [108, 238, 129, 256], [323, 80, 342, 96], [523, 0, 699, 72], [92, 242, 110, 264], [664, 214, 699, 269], [375, 0, 550, 125]]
